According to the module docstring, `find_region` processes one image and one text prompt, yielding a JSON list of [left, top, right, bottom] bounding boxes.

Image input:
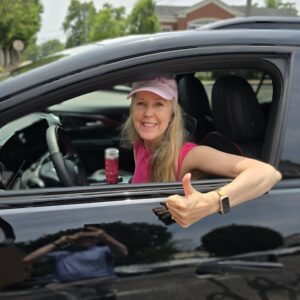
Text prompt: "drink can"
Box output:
[[105, 148, 119, 184]]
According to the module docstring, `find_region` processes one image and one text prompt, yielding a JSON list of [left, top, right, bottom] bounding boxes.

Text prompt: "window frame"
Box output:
[[0, 48, 291, 204]]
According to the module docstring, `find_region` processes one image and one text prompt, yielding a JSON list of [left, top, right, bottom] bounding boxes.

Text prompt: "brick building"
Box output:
[[156, 0, 296, 31]]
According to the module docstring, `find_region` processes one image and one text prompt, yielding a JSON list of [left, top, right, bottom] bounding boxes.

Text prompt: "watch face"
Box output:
[[221, 196, 230, 214]]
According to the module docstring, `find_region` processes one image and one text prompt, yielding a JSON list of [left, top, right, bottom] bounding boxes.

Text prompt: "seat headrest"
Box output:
[[212, 75, 265, 142], [178, 75, 211, 119]]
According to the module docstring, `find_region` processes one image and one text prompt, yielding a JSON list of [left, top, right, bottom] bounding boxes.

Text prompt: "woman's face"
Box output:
[[132, 91, 173, 147]]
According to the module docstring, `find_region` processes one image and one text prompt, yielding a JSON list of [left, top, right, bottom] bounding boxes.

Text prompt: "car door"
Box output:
[[0, 181, 300, 300]]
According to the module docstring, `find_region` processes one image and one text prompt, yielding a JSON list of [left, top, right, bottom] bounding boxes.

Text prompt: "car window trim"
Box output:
[[0, 178, 232, 207]]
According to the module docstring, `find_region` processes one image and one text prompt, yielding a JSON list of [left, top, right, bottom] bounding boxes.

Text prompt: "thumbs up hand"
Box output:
[[166, 173, 218, 228]]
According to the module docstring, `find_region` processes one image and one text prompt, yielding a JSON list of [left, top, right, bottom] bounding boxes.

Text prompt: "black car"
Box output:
[[0, 29, 300, 299], [199, 16, 300, 29]]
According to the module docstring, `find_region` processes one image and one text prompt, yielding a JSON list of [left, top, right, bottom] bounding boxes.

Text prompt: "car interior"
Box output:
[[0, 64, 279, 190]]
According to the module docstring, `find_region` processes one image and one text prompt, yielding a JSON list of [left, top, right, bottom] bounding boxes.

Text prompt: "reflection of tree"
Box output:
[[17, 222, 176, 265], [100, 222, 176, 264], [202, 224, 283, 257]]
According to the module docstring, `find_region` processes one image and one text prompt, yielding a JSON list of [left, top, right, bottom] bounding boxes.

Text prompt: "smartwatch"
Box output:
[[216, 188, 230, 214]]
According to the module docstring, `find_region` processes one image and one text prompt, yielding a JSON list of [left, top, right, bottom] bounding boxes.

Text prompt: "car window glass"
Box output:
[[49, 85, 131, 111]]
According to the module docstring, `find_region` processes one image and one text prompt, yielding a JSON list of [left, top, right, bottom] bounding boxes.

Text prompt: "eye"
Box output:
[[155, 101, 164, 107], [135, 100, 145, 106]]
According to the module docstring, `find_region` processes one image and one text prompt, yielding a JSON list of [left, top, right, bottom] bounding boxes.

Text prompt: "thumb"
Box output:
[[182, 173, 196, 197]]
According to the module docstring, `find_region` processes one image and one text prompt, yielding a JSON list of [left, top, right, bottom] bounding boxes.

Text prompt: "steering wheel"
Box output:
[[46, 125, 87, 187]]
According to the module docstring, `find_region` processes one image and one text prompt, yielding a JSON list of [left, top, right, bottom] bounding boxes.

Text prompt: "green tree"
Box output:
[[39, 39, 65, 58], [0, 0, 43, 49], [89, 3, 127, 42], [265, 0, 298, 15], [63, 0, 96, 48], [127, 0, 161, 34], [23, 42, 39, 62], [265, 0, 281, 7], [280, 1, 298, 15], [24, 39, 65, 62], [0, 0, 42, 67]]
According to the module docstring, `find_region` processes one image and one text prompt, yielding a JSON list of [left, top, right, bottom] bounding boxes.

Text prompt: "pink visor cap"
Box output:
[[127, 77, 178, 101]]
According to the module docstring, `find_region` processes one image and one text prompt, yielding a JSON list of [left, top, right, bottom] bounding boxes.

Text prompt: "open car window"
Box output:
[[0, 61, 281, 191]]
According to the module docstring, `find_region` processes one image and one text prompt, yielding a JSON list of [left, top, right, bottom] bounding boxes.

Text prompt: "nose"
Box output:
[[144, 105, 154, 117]]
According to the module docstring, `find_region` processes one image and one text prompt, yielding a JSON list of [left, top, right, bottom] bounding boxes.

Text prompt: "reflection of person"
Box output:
[[23, 227, 128, 283], [122, 77, 281, 227]]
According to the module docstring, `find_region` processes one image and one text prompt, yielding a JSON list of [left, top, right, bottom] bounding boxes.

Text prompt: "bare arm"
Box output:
[[22, 235, 72, 263], [167, 146, 282, 228], [23, 228, 128, 263]]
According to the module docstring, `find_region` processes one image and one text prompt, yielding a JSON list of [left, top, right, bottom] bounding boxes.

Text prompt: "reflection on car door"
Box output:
[[0, 184, 300, 299]]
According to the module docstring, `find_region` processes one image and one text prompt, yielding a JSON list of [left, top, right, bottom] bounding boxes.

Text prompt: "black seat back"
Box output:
[[178, 74, 215, 142], [211, 75, 266, 158]]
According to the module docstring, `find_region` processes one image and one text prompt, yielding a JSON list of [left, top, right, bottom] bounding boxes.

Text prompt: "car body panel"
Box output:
[[199, 16, 300, 30], [1, 187, 300, 299]]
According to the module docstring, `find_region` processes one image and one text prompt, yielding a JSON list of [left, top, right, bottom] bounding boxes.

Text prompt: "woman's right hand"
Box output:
[[166, 173, 219, 228]]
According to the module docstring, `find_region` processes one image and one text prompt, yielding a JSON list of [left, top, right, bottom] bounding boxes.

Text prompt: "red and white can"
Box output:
[[105, 148, 119, 184]]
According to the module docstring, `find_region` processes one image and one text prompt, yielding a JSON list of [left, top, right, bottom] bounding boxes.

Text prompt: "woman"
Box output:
[[122, 77, 281, 228]]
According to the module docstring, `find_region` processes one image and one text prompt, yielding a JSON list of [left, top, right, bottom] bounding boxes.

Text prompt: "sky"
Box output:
[[37, 0, 300, 44]]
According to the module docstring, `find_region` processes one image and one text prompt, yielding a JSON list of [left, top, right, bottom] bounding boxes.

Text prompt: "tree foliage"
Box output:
[[265, 0, 298, 15], [280, 1, 298, 15], [24, 39, 65, 62], [127, 0, 161, 34], [89, 4, 127, 42], [265, 0, 281, 7], [63, 0, 161, 46], [63, 0, 96, 48], [39, 39, 65, 57], [0, 0, 43, 48]]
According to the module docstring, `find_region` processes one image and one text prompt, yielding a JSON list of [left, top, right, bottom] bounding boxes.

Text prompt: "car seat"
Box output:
[[211, 75, 266, 158], [178, 74, 215, 142]]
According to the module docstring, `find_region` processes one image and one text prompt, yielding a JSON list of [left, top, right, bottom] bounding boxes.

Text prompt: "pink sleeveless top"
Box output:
[[131, 142, 197, 183]]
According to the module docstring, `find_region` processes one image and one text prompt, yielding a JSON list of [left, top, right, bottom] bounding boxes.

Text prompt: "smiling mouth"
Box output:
[[141, 122, 157, 128]]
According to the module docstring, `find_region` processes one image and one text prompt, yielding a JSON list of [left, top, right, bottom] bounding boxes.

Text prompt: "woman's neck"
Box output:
[[144, 141, 154, 151], [144, 139, 160, 152]]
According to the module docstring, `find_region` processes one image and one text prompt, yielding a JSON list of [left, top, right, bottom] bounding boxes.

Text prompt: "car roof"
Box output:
[[1, 29, 300, 100], [199, 16, 300, 30]]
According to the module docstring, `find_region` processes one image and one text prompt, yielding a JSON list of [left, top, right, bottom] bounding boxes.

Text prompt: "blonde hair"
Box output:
[[121, 99, 185, 182]]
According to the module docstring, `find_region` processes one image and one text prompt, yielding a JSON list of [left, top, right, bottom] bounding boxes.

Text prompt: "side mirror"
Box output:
[[0, 217, 15, 246]]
